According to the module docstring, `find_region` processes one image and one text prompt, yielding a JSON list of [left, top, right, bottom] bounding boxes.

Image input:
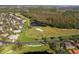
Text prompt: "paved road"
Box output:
[[0, 40, 45, 45]]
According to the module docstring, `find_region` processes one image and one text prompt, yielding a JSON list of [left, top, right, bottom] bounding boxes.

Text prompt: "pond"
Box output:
[[30, 21, 46, 26]]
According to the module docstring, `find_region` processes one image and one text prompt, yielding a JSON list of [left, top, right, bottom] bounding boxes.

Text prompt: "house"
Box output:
[[8, 35, 17, 42], [76, 42, 79, 47], [69, 49, 79, 54], [0, 22, 3, 25], [10, 28, 12, 31], [19, 26, 23, 29], [8, 34, 19, 40], [0, 26, 3, 31], [64, 42, 75, 49], [13, 29, 21, 33], [2, 33, 9, 37], [0, 31, 8, 37], [0, 42, 3, 46]]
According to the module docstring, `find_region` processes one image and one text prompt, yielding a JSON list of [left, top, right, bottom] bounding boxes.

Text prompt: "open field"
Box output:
[[26, 26, 79, 39]]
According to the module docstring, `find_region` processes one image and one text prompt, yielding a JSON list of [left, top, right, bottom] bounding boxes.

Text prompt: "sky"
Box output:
[[0, 0, 79, 5]]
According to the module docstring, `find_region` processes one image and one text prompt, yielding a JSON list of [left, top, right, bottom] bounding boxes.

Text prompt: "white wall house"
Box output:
[[8, 35, 18, 40], [13, 30, 21, 33]]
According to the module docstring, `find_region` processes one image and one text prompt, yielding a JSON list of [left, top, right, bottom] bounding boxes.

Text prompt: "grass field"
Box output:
[[0, 44, 50, 54], [15, 13, 35, 42], [14, 44, 50, 54], [26, 26, 79, 39]]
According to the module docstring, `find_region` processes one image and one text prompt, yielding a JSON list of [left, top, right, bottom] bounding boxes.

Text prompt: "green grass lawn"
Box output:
[[14, 44, 50, 54], [17, 21, 35, 42], [26, 26, 79, 39], [16, 13, 36, 42], [0, 44, 15, 54]]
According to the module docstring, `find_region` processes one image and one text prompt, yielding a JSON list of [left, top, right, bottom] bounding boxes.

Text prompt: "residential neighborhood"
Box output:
[[0, 12, 25, 42]]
